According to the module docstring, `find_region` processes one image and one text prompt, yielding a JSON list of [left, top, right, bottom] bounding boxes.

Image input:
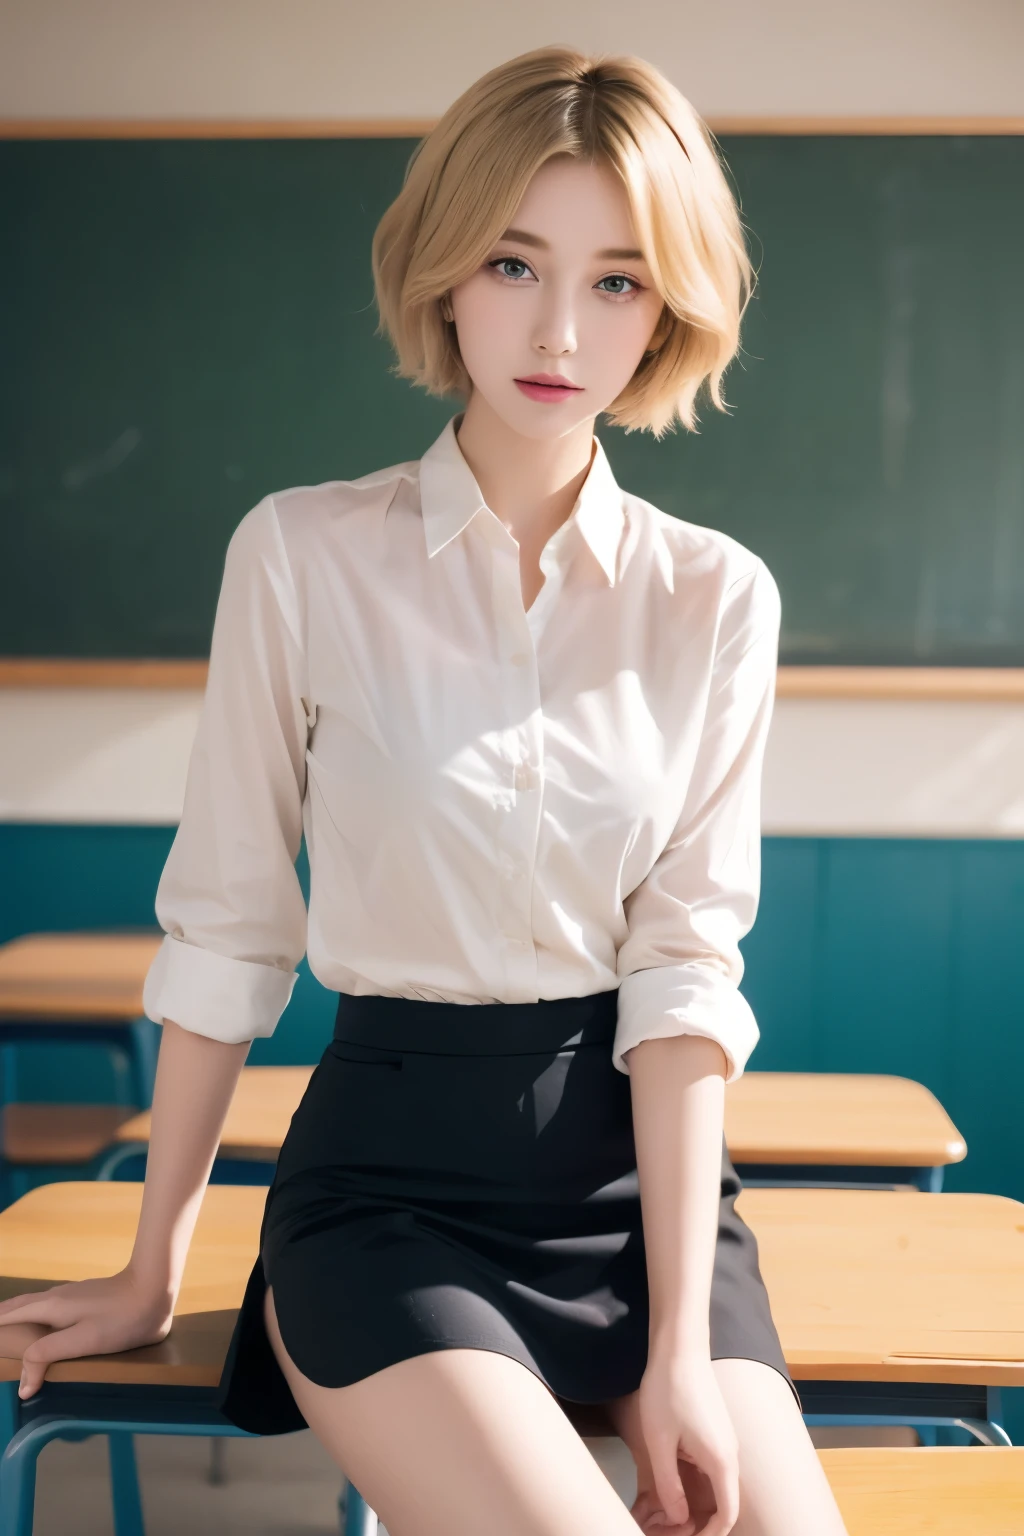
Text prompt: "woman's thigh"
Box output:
[[711, 1359, 849, 1535], [263, 1284, 640, 1536], [606, 1359, 849, 1536]]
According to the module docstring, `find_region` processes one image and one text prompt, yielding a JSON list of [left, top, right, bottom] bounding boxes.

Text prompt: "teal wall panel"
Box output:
[[738, 837, 824, 1070], [818, 839, 957, 1086], [946, 844, 1024, 1201]]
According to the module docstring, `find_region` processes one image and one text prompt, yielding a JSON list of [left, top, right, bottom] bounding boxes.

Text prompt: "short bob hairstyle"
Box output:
[[371, 45, 754, 439]]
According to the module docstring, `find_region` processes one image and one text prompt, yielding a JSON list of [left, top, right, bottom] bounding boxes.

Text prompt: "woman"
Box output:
[[0, 47, 849, 1536]]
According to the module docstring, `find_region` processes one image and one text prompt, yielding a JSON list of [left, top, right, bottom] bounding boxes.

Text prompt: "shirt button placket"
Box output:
[[491, 542, 545, 1001]]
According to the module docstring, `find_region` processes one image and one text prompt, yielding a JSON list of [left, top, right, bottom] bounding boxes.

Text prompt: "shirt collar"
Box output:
[[417, 412, 625, 587]]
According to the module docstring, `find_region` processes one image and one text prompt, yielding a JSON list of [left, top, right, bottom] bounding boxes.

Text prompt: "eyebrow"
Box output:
[[498, 226, 647, 262]]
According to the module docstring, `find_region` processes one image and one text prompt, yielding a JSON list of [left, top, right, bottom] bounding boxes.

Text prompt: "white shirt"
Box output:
[[142, 411, 781, 1082]]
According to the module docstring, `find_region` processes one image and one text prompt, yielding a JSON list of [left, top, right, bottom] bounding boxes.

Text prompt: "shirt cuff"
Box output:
[[142, 933, 298, 1044], [613, 964, 760, 1083]]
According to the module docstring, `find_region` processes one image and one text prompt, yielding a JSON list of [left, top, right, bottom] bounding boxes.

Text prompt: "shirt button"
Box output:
[[513, 762, 532, 790], [510, 651, 529, 667]]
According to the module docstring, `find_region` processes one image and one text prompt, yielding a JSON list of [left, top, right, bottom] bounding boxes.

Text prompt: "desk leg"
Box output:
[[343, 1481, 379, 1536], [109, 1433, 145, 1536], [0, 1413, 257, 1536], [0, 1412, 51, 1536], [0, 1382, 18, 1456]]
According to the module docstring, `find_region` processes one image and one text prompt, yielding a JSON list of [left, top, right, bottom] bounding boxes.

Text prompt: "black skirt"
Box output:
[[217, 990, 800, 1435]]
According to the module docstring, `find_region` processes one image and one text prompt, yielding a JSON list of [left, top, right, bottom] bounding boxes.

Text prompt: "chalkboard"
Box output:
[[2, 134, 1022, 664]]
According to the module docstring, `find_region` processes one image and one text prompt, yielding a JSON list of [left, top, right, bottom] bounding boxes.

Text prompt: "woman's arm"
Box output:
[[626, 1032, 740, 1536], [0, 499, 312, 1397], [125, 1019, 251, 1304], [628, 1031, 727, 1360], [0, 1019, 250, 1399], [609, 562, 784, 1533]]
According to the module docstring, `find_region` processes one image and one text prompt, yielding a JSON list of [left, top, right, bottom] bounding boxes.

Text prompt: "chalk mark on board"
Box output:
[[881, 244, 916, 493], [62, 428, 141, 491]]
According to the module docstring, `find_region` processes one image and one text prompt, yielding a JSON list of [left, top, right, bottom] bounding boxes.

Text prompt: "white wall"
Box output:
[[2, 0, 1023, 120], [4, 689, 1024, 836]]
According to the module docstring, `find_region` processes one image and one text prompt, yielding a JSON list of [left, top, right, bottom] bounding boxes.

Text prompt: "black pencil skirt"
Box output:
[[217, 989, 800, 1435]]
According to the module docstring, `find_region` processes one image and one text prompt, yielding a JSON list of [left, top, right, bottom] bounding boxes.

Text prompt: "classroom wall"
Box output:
[[3, 11, 1023, 1457], [5, 684, 1024, 838], [3, 0, 1024, 119], [3, 4, 1021, 1109]]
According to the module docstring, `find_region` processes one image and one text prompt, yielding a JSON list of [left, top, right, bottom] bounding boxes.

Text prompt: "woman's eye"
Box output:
[[487, 258, 641, 299], [596, 274, 641, 297], [488, 257, 534, 281]]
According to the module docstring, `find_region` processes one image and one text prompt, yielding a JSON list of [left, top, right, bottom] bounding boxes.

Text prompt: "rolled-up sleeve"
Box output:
[[613, 557, 781, 1083], [142, 495, 309, 1044]]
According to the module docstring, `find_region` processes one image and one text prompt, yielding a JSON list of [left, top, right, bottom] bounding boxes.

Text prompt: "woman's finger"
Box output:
[[647, 1434, 692, 1530], [19, 1320, 100, 1400], [0, 1288, 60, 1319], [0, 1322, 51, 1362], [0, 1297, 67, 1330], [694, 1452, 739, 1536]]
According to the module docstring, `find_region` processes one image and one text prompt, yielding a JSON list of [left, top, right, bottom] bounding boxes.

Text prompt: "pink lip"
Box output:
[[515, 377, 583, 402], [515, 375, 581, 389]]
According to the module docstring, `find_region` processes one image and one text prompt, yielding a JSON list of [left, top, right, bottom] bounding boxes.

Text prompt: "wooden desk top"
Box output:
[[725, 1071, 967, 1168], [817, 1447, 1024, 1535], [115, 1064, 967, 1172], [0, 1183, 1021, 1392], [0, 931, 163, 1020], [739, 1186, 1024, 1387], [0, 1181, 263, 1386], [116, 1066, 314, 1159]]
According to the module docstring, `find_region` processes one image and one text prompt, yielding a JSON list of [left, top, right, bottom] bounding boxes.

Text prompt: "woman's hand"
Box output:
[[632, 1353, 740, 1535], [0, 1269, 176, 1400], [0, 1023, 252, 1404]]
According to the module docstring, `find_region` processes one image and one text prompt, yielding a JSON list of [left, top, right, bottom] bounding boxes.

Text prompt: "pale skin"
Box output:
[[0, 155, 849, 1534]]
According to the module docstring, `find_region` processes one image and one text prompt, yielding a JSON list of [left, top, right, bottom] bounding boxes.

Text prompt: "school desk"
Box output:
[[97, 1064, 966, 1200], [739, 1185, 1023, 1446], [817, 1447, 1024, 1536], [0, 931, 162, 1110], [725, 1072, 967, 1191], [98, 1065, 315, 1183], [0, 1182, 1020, 1535]]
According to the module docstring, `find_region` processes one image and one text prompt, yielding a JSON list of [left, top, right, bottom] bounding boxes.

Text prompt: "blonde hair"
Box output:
[[371, 45, 754, 439]]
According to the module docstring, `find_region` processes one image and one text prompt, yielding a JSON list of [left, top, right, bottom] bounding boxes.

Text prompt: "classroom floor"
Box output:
[[31, 1423, 916, 1533]]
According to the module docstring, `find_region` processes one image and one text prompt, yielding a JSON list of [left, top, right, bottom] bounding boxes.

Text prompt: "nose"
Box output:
[[532, 291, 577, 356]]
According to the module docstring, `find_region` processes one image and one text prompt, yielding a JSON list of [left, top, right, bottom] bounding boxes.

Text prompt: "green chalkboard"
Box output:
[[2, 135, 1022, 663]]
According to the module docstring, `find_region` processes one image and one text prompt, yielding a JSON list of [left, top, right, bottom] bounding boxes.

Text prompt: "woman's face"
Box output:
[[448, 155, 666, 440]]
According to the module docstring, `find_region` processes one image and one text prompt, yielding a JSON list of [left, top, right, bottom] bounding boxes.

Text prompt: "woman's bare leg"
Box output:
[[605, 1359, 850, 1536], [263, 1285, 641, 1536]]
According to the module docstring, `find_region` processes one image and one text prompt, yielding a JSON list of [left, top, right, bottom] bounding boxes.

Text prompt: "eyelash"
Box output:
[[486, 255, 643, 301]]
